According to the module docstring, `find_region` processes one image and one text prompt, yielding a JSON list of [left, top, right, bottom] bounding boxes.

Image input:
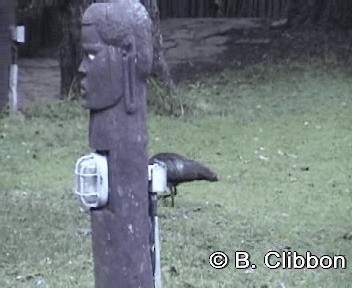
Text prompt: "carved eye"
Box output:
[[122, 38, 135, 57], [124, 43, 132, 52], [88, 54, 96, 61]]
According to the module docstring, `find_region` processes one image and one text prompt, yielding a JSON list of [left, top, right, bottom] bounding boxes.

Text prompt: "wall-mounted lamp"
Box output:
[[74, 153, 109, 209]]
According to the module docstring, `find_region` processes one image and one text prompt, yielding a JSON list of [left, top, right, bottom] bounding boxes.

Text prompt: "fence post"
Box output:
[[0, 1, 14, 109]]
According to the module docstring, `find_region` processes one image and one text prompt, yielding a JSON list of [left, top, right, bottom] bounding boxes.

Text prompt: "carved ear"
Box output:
[[108, 45, 123, 105], [122, 36, 137, 114]]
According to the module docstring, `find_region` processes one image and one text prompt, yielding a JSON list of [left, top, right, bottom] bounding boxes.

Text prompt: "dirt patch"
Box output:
[[17, 18, 352, 107], [169, 23, 352, 83], [18, 58, 60, 108], [161, 17, 265, 65]]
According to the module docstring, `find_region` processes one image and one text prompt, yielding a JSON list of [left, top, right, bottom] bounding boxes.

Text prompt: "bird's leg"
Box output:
[[171, 186, 177, 207], [161, 194, 168, 207], [171, 188, 174, 207]]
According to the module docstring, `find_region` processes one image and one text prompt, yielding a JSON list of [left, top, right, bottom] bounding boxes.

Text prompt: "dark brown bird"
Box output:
[[149, 152, 219, 206]]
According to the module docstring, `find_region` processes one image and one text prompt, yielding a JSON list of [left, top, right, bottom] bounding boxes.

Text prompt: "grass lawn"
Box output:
[[1, 58, 352, 287]]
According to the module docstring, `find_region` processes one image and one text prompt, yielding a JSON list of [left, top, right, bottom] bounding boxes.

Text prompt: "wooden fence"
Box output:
[[15, 0, 291, 57], [157, 0, 289, 19], [17, 0, 289, 18]]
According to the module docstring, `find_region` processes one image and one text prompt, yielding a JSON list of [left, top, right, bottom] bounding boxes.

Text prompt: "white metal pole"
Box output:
[[9, 26, 25, 113], [9, 63, 18, 112], [154, 216, 162, 288]]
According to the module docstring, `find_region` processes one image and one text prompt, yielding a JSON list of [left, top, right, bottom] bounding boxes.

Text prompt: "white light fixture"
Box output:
[[148, 162, 167, 194], [74, 153, 109, 208]]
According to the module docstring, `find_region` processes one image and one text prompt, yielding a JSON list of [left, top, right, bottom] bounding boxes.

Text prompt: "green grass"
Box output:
[[1, 58, 352, 287]]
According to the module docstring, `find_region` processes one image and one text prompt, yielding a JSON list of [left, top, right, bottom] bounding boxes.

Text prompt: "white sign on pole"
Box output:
[[11, 26, 25, 43]]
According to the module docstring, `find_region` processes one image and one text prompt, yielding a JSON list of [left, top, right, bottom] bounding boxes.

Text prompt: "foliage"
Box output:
[[148, 78, 194, 117], [1, 58, 352, 287]]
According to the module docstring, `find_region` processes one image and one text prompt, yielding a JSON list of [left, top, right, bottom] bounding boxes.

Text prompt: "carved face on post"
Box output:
[[79, 25, 123, 111], [78, 1, 153, 113]]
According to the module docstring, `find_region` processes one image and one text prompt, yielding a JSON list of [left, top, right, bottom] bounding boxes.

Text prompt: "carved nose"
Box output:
[[78, 61, 87, 75]]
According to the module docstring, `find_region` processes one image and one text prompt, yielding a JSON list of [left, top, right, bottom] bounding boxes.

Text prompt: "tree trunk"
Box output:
[[141, 0, 176, 93], [59, 1, 91, 99]]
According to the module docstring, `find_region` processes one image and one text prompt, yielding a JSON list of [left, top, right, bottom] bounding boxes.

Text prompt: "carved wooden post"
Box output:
[[78, 1, 154, 287]]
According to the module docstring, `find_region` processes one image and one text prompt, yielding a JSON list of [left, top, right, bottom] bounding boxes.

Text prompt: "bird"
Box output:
[[149, 152, 219, 207]]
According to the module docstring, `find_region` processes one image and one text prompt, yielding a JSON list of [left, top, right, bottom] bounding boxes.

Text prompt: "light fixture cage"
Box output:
[[74, 153, 108, 208]]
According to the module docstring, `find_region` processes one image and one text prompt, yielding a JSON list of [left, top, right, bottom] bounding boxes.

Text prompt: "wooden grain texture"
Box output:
[[81, 2, 154, 287]]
